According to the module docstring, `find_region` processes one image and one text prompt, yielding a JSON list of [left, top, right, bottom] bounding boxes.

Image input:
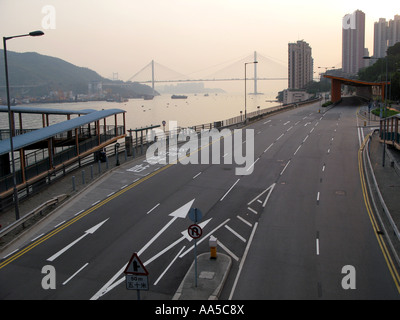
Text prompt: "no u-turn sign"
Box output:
[[188, 224, 202, 239]]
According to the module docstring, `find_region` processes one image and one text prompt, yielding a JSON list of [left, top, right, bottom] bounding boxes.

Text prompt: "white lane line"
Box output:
[[317, 192, 320, 203], [316, 239, 320, 255], [54, 220, 66, 228], [294, 145, 302, 156], [310, 127, 315, 134], [153, 246, 185, 286], [280, 160, 291, 176], [237, 215, 252, 227], [284, 121, 290, 126], [322, 165, 326, 172], [220, 179, 240, 201], [147, 203, 160, 214], [287, 126, 293, 132], [225, 225, 246, 243], [3, 249, 19, 260], [276, 133, 285, 141], [30, 233, 44, 242], [63, 263, 89, 286], [91, 200, 101, 206], [264, 143, 274, 153], [193, 172, 202, 179], [218, 240, 239, 262], [246, 157, 260, 172], [120, 184, 128, 190], [263, 120, 271, 124], [107, 191, 115, 197], [74, 210, 84, 216], [229, 222, 258, 300], [247, 207, 258, 215], [303, 135, 309, 143]]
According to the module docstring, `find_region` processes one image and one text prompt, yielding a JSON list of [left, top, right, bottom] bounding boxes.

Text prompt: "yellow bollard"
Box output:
[[209, 236, 217, 259]]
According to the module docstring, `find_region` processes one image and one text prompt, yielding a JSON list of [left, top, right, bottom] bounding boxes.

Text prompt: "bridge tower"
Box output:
[[151, 60, 155, 95], [254, 51, 258, 95]]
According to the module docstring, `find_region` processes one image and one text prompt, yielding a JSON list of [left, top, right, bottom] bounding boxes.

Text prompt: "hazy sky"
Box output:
[[0, 0, 398, 84]]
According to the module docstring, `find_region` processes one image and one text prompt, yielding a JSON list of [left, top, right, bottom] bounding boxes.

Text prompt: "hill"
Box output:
[[0, 50, 156, 102]]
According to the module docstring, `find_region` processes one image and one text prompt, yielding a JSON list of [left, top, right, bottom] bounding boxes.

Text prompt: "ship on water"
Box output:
[[171, 95, 188, 99]]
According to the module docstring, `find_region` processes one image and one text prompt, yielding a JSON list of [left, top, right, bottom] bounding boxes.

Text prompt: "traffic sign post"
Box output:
[[124, 253, 149, 300], [188, 224, 203, 287]]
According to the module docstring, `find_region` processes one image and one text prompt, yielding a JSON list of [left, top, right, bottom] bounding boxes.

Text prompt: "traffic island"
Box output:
[[173, 253, 231, 300]]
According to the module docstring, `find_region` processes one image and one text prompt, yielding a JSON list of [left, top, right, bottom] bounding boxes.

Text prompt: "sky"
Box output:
[[0, 0, 399, 87]]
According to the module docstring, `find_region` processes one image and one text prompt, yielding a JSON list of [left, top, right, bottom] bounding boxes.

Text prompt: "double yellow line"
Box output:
[[358, 133, 400, 294]]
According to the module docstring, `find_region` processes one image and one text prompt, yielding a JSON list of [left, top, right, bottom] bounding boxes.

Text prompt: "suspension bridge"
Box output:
[[126, 51, 288, 95]]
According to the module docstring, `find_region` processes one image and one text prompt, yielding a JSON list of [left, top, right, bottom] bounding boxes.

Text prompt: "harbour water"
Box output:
[[0, 93, 281, 132]]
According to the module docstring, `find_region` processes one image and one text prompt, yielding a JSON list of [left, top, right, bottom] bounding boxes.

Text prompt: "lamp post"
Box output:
[[244, 60, 258, 122], [363, 55, 388, 167], [3, 30, 44, 220]]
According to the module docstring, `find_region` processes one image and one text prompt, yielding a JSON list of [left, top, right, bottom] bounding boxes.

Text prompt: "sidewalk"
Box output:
[[367, 131, 400, 258]]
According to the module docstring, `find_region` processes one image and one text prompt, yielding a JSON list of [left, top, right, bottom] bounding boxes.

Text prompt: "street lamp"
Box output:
[[244, 60, 258, 122], [363, 55, 388, 167], [3, 30, 44, 220]]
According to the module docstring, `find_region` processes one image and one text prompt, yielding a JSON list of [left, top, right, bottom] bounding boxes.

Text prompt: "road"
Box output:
[[0, 97, 399, 300]]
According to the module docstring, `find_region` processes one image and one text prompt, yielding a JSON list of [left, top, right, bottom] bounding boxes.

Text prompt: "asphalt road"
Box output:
[[0, 97, 399, 300]]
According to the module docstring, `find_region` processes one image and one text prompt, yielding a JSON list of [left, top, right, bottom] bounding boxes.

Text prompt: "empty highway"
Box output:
[[0, 97, 399, 300]]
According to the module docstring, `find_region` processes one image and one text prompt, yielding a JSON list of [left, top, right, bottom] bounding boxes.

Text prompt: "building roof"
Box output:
[[0, 105, 96, 115], [323, 75, 390, 87], [0, 108, 125, 156]]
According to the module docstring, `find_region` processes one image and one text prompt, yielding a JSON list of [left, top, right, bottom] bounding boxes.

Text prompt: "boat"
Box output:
[[171, 95, 188, 99]]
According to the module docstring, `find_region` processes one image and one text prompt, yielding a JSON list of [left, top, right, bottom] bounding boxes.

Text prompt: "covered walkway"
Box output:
[[324, 75, 389, 103], [0, 107, 126, 209]]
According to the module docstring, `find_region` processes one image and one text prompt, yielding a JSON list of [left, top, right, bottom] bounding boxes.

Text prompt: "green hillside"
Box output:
[[0, 50, 156, 101]]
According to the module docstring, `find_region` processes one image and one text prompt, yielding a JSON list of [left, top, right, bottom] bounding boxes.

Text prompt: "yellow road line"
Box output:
[[358, 134, 400, 294]]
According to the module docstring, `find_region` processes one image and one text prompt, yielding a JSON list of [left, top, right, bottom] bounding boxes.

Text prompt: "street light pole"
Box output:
[[244, 60, 258, 122], [3, 30, 44, 220]]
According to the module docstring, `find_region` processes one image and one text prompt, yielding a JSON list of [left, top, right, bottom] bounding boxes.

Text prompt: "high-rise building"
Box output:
[[388, 15, 400, 48], [288, 40, 313, 89], [373, 15, 400, 58], [374, 18, 388, 58], [342, 10, 366, 75]]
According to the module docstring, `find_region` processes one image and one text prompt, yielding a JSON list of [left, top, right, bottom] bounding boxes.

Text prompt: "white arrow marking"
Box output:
[[138, 199, 194, 255], [90, 199, 194, 300], [247, 183, 276, 208], [47, 219, 109, 262]]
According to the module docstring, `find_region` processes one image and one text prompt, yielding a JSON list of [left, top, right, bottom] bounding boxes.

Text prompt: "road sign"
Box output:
[[188, 224, 202, 239], [188, 208, 202, 223], [125, 274, 149, 291], [124, 253, 149, 276]]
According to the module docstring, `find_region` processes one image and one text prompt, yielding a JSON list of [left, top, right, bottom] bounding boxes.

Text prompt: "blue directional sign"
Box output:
[[188, 208, 202, 223]]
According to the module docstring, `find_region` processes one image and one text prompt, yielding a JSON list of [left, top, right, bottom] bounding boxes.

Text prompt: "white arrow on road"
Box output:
[[138, 199, 195, 255], [90, 199, 195, 300], [47, 219, 109, 262]]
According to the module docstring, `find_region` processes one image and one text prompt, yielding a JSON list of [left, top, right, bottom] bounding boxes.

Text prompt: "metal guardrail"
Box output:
[[0, 194, 67, 238]]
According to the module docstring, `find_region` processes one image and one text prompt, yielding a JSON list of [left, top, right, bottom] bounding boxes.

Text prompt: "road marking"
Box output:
[[63, 263, 89, 286], [54, 220, 66, 228], [310, 127, 315, 134], [237, 215, 252, 227], [247, 207, 258, 215], [147, 203, 160, 214], [47, 219, 109, 262], [218, 240, 239, 261], [263, 120, 271, 124], [225, 225, 246, 243], [153, 246, 185, 286], [294, 145, 302, 155], [30, 233, 44, 242], [220, 179, 240, 201], [246, 157, 260, 172], [317, 192, 320, 203], [120, 184, 128, 190], [283, 121, 290, 126], [74, 210, 84, 216], [264, 143, 274, 153], [316, 235, 320, 255], [107, 191, 115, 197], [322, 165, 326, 172], [91, 200, 101, 206], [303, 135, 309, 143], [280, 160, 291, 176], [276, 133, 284, 141], [193, 172, 202, 179], [287, 126, 293, 132], [229, 222, 258, 300]]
